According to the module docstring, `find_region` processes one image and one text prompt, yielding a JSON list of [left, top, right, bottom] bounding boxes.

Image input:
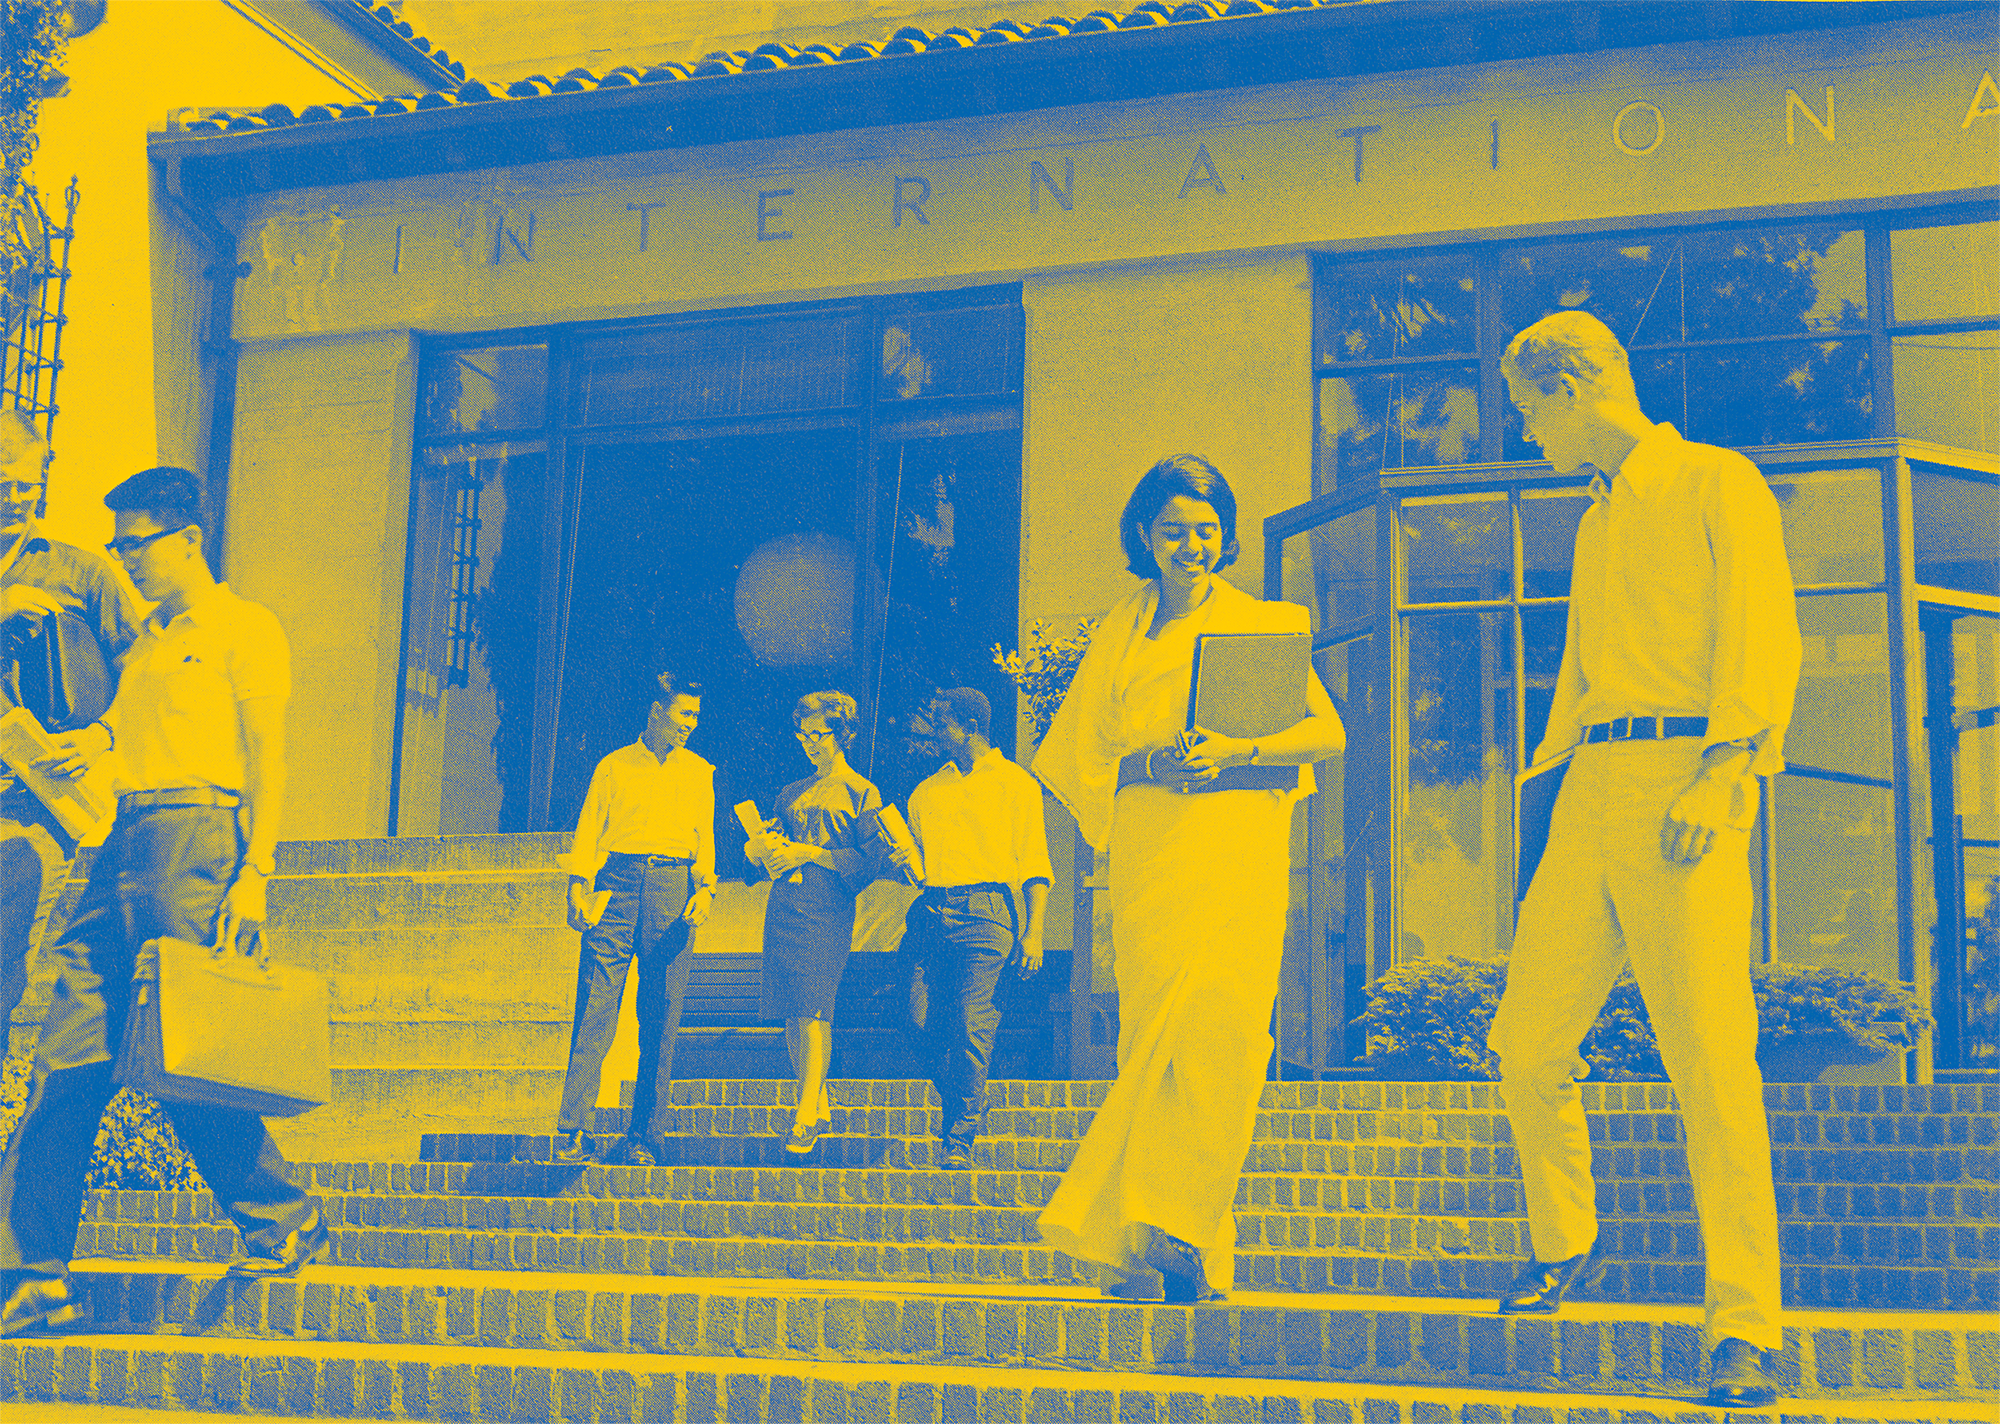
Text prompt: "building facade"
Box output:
[[149, 1, 1998, 1084]]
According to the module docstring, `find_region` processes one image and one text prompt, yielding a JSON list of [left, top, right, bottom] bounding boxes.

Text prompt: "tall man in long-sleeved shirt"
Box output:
[[538, 673, 716, 1167], [0, 411, 140, 1048], [1486, 311, 1801, 1410], [888, 688, 1052, 1171]]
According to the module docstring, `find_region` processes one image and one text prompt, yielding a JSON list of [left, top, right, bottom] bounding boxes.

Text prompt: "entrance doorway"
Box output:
[[1921, 600, 2000, 1071]]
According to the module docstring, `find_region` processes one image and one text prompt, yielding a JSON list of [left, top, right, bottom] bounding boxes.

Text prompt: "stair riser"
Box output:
[[62, 1271, 1999, 1401], [5, 1338, 1993, 1424], [75, 1223, 1996, 1310]]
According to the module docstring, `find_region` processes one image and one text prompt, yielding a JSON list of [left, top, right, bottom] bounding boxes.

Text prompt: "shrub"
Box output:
[[1355, 954, 1933, 1080], [993, 617, 1098, 746], [0, 1050, 205, 1191]]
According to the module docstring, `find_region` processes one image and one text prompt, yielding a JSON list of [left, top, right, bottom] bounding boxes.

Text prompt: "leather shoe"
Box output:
[[226, 1209, 331, 1279], [941, 1141, 974, 1171], [1707, 1338, 1778, 1408], [1, 1273, 80, 1338], [1142, 1228, 1226, 1304], [553, 1128, 598, 1164], [607, 1137, 658, 1168], [1497, 1248, 1602, 1314]]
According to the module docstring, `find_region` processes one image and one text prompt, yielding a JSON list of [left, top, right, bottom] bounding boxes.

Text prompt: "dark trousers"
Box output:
[[0, 804, 314, 1276], [557, 854, 693, 1141], [0, 788, 74, 1051], [901, 885, 1015, 1143]]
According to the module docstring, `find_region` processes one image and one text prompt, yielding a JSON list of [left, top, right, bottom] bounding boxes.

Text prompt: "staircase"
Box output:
[[7, 1077, 1994, 1420]]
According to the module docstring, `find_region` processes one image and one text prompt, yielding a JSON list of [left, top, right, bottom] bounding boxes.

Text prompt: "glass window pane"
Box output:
[[1892, 222, 2000, 322], [1520, 487, 1593, 597], [1281, 506, 1375, 633], [1521, 604, 1566, 759], [879, 306, 1021, 401], [1944, 616, 2000, 1067], [421, 345, 547, 437], [1912, 467, 2000, 596], [396, 441, 549, 834], [1787, 594, 1893, 785], [570, 315, 856, 426], [1895, 330, 2000, 454], [1318, 251, 1478, 363], [1501, 224, 1865, 346], [1401, 611, 1516, 966], [1401, 491, 1509, 604], [1320, 366, 1480, 487], [1765, 469, 1886, 587], [1630, 342, 1873, 449]]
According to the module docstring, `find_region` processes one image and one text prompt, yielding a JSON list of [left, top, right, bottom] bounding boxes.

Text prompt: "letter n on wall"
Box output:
[[491, 208, 536, 264]]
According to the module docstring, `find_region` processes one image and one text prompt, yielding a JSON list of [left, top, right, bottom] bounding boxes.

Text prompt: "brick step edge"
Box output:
[[81, 1194, 1998, 1273], [3, 1334, 1992, 1424], [72, 1221, 1998, 1311], [64, 1265, 1999, 1401]]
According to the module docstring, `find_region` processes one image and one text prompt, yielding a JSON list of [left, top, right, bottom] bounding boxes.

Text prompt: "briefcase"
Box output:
[[10, 607, 114, 732], [116, 936, 331, 1117]]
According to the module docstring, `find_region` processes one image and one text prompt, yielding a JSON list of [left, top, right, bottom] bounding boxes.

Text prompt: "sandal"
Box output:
[[1143, 1229, 1226, 1304]]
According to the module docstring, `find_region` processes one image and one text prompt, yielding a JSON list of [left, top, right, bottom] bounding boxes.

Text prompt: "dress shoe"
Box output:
[[1, 1273, 79, 1338], [1142, 1228, 1226, 1304], [783, 1109, 820, 1155], [608, 1137, 658, 1168], [1497, 1248, 1602, 1314], [1707, 1338, 1778, 1408], [553, 1128, 598, 1164], [226, 1209, 332, 1279], [1100, 1278, 1164, 1303], [940, 1140, 974, 1171]]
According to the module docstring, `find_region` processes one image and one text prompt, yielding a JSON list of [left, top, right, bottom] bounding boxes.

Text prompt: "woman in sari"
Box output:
[[1033, 455, 1345, 1303], [747, 690, 885, 1155]]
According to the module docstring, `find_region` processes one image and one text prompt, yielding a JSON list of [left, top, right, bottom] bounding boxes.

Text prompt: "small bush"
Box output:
[[1752, 960, 1933, 1050], [993, 617, 1098, 745], [0, 1051, 205, 1191]]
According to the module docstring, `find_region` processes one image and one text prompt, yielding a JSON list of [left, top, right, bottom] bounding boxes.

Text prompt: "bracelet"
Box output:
[[94, 719, 114, 750], [1144, 750, 1156, 781], [1246, 742, 1261, 766]]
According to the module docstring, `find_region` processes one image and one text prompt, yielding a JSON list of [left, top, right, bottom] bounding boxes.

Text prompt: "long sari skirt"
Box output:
[[1037, 781, 1292, 1294]]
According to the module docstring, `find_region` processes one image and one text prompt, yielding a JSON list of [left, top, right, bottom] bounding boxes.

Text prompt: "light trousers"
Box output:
[[1488, 738, 1781, 1352]]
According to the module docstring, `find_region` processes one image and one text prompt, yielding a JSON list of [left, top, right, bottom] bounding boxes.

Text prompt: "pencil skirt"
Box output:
[[760, 863, 856, 1023]]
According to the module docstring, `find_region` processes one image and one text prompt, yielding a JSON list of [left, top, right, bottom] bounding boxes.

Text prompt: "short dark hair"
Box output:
[[931, 687, 991, 740], [1119, 454, 1240, 579], [794, 689, 860, 749], [654, 669, 703, 710], [105, 465, 205, 533]]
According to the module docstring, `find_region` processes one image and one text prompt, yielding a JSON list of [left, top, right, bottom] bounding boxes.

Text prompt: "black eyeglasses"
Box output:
[[795, 728, 836, 745], [106, 524, 191, 559]]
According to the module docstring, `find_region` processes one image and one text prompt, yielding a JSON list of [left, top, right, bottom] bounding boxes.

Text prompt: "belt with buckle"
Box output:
[[119, 787, 243, 813], [924, 881, 1008, 898], [1581, 716, 1709, 745], [605, 852, 693, 867]]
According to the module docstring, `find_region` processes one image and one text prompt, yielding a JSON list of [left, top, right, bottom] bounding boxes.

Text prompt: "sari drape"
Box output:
[[1033, 578, 1312, 1292]]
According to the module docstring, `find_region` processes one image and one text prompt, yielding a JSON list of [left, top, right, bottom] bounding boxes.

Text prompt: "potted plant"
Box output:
[[1751, 960, 1933, 1083]]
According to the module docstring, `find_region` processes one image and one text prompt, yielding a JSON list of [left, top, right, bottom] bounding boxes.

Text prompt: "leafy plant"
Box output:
[[1, 0, 68, 289], [1, 1050, 204, 1191], [992, 616, 1098, 745], [1353, 954, 1931, 1081]]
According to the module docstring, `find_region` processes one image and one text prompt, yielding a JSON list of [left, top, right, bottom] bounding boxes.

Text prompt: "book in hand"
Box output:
[[736, 797, 802, 884], [0, 705, 116, 841], [873, 803, 921, 885], [1513, 749, 1575, 908], [578, 889, 613, 928], [1186, 631, 1311, 792]]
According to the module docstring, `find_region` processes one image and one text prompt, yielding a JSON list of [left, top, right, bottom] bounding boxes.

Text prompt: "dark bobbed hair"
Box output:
[[794, 689, 860, 750], [1119, 454, 1239, 579], [653, 669, 704, 711], [105, 465, 206, 534], [932, 687, 991, 740]]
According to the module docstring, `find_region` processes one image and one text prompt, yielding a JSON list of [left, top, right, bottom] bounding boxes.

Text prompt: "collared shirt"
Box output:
[[560, 740, 716, 887], [1539, 423, 1802, 776], [907, 747, 1054, 890], [102, 583, 289, 793]]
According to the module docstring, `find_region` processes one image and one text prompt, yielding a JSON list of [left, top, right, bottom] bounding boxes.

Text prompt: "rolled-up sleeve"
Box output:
[[1702, 462, 1802, 775], [1012, 769, 1053, 888], [693, 764, 717, 889], [1534, 587, 1589, 767], [559, 763, 612, 878]]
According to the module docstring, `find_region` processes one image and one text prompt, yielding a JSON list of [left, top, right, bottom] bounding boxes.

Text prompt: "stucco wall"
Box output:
[[226, 331, 416, 839]]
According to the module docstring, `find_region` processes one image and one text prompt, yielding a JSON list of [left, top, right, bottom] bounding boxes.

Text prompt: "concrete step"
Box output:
[[57, 1262, 1995, 1404], [4, 1324, 1988, 1422]]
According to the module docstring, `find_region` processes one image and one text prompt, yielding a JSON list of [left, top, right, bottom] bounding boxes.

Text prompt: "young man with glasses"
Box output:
[[0, 411, 140, 1054], [0, 466, 323, 1338], [1486, 312, 1801, 1409], [887, 688, 1051, 1171], [530, 672, 717, 1167]]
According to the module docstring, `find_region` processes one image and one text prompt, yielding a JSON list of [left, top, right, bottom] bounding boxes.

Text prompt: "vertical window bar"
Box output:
[[1477, 249, 1506, 462], [1865, 222, 1897, 437]]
